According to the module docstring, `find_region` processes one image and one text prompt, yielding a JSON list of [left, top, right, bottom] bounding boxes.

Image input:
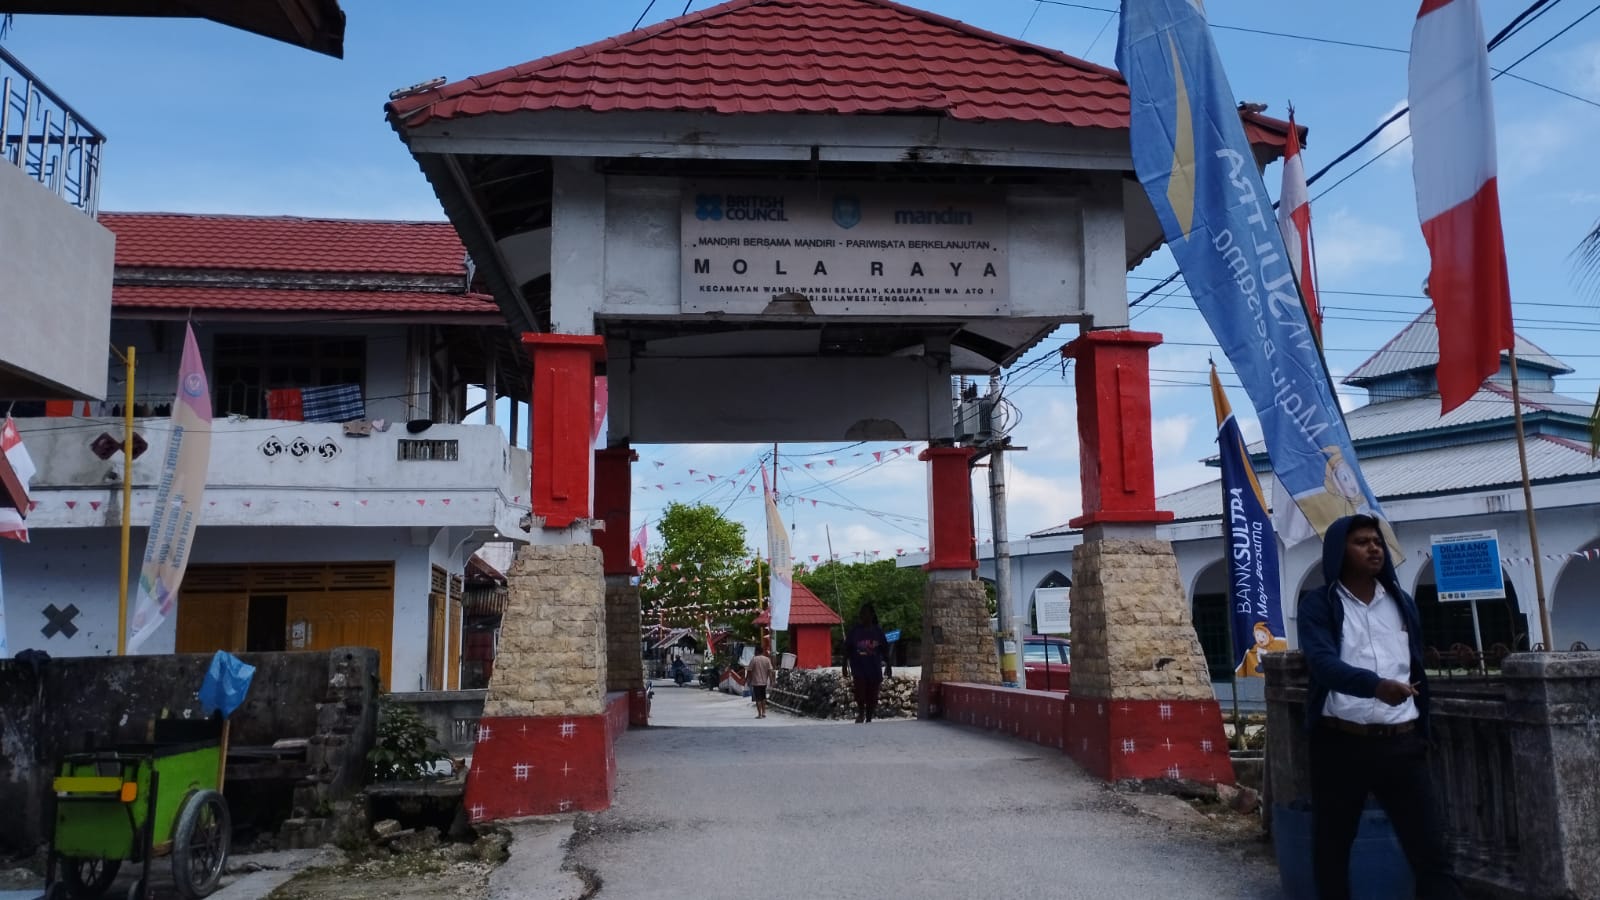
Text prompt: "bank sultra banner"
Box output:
[[1212, 367, 1286, 677], [1117, 0, 1392, 547], [127, 324, 213, 653]]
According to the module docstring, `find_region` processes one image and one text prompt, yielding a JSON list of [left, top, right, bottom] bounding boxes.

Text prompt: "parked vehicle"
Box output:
[[1022, 635, 1070, 692]]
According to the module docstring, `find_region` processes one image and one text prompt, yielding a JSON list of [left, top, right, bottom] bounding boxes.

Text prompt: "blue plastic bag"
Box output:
[[199, 650, 256, 718]]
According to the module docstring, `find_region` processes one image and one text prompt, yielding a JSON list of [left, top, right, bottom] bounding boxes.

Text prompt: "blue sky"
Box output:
[[7, 0, 1599, 564]]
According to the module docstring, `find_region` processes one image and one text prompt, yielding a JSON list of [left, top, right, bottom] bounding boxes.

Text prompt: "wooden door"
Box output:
[[425, 591, 446, 691], [286, 590, 395, 689], [174, 591, 247, 654]]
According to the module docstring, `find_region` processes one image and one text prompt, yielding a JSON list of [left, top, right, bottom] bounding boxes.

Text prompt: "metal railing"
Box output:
[[1, 45, 104, 217]]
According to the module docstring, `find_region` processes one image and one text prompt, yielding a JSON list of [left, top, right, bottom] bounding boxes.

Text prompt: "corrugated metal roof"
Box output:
[[1345, 307, 1569, 384], [1033, 434, 1600, 536], [1242, 384, 1591, 454], [386, 0, 1296, 151]]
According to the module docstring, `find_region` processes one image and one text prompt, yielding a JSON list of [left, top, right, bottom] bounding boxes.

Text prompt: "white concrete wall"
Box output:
[[106, 320, 416, 425], [0, 164, 114, 398], [0, 525, 489, 690], [13, 419, 529, 538]]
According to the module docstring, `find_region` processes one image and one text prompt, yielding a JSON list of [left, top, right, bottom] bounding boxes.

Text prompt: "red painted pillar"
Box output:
[[1061, 330, 1174, 529], [920, 446, 977, 571], [593, 446, 638, 576], [521, 334, 606, 529]]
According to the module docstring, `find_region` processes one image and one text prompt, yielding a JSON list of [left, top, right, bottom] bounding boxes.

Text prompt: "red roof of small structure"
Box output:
[[101, 213, 471, 276], [753, 582, 844, 626], [387, 0, 1295, 148]]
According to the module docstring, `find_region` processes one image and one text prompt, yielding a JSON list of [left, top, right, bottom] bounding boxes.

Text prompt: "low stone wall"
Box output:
[[1265, 650, 1600, 899], [942, 683, 1067, 751], [387, 689, 486, 757], [0, 647, 379, 854], [769, 669, 918, 720]]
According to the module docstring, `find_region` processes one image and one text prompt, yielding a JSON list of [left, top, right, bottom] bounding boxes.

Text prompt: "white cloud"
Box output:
[[1001, 462, 1084, 539], [1561, 40, 1600, 97], [1498, 115, 1581, 183], [1375, 100, 1412, 168], [1312, 208, 1408, 277], [1152, 414, 1197, 462]]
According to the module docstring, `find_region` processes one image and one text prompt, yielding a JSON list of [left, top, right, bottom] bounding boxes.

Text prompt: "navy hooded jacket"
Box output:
[[1297, 515, 1430, 735]]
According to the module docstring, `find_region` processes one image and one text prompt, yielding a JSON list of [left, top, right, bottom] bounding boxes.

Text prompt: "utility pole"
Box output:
[[986, 374, 1023, 686]]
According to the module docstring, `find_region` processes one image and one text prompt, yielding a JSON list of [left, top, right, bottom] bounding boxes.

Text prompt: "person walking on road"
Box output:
[[1300, 514, 1463, 900], [843, 603, 891, 723], [747, 645, 775, 718]]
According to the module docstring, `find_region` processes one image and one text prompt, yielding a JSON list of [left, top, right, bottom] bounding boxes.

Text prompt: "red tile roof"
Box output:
[[753, 582, 844, 626], [101, 212, 470, 276], [388, 0, 1294, 148], [113, 285, 500, 316]]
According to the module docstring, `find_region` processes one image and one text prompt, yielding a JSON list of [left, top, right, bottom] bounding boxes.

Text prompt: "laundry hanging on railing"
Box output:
[[299, 384, 365, 423]]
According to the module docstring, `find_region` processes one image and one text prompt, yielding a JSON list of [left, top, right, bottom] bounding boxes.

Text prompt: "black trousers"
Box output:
[[1309, 725, 1464, 900]]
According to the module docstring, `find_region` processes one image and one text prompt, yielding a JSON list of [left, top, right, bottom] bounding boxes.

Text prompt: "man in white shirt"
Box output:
[[1299, 514, 1462, 900]]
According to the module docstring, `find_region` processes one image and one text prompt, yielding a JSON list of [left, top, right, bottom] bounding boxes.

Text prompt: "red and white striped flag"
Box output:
[[0, 416, 37, 543], [1277, 110, 1321, 344], [629, 521, 649, 571], [1409, 0, 1514, 414]]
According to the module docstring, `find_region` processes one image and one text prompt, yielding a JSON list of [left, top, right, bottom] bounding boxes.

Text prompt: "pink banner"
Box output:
[[128, 324, 213, 653]]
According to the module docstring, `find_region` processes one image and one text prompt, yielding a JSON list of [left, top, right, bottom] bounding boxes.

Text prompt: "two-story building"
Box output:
[[1, 212, 531, 690], [0, 0, 345, 521]]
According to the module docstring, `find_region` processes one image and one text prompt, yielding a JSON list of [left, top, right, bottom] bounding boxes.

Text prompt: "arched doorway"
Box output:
[[1027, 569, 1071, 633], [1552, 542, 1600, 649], [1189, 560, 1234, 681], [1413, 564, 1527, 657]]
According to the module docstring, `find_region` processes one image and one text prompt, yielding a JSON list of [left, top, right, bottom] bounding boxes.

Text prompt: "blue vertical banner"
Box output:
[[1117, 1, 1392, 546], [1212, 368, 1285, 677]]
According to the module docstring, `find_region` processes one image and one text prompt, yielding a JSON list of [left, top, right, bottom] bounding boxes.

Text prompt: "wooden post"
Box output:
[[1509, 348, 1554, 649], [116, 345, 135, 656]]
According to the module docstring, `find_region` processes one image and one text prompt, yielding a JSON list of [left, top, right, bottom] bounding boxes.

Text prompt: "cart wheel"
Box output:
[[170, 790, 230, 899], [60, 857, 120, 899], [123, 879, 144, 900]]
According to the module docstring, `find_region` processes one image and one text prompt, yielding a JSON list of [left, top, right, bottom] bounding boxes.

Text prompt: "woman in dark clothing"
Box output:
[[842, 603, 891, 723]]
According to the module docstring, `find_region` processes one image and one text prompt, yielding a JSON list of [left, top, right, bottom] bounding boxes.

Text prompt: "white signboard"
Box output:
[[1034, 587, 1071, 634], [682, 181, 1009, 317]]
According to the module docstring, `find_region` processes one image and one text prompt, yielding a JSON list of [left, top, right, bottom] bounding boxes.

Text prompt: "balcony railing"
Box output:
[[1, 45, 104, 217]]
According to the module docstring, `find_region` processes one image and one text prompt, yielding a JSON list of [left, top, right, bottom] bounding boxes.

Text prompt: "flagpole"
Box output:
[[115, 345, 135, 656], [1508, 348, 1554, 649]]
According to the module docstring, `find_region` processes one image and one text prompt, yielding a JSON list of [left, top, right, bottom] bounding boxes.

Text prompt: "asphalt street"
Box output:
[[554, 687, 1282, 900]]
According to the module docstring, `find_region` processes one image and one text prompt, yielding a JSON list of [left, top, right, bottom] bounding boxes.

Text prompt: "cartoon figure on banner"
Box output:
[[1238, 621, 1289, 678], [1289, 447, 1400, 554]]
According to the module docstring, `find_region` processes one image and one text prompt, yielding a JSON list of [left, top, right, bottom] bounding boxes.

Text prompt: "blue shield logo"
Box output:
[[695, 194, 723, 221], [832, 195, 861, 229]]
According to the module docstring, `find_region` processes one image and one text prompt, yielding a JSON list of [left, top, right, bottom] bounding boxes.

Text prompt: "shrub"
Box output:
[[367, 700, 446, 782]]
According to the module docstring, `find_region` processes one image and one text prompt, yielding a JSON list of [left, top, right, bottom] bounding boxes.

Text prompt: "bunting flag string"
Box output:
[[630, 445, 920, 492]]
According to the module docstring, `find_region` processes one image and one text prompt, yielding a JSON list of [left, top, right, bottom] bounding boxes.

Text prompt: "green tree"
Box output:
[[799, 559, 926, 647], [641, 503, 756, 641]]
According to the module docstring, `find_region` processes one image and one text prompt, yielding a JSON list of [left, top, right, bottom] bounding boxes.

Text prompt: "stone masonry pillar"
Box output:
[[463, 335, 627, 823], [918, 446, 1000, 719], [1060, 330, 1232, 784], [1503, 652, 1600, 898]]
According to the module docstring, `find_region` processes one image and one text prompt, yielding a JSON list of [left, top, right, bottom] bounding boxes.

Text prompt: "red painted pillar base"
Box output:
[[522, 334, 606, 530], [1061, 330, 1174, 529], [463, 693, 631, 821], [1063, 697, 1235, 784], [920, 446, 977, 571], [628, 688, 650, 727]]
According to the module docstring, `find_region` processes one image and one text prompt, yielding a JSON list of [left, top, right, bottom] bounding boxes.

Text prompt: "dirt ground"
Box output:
[[266, 850, 493, 900], [266, 838, 504, 900]]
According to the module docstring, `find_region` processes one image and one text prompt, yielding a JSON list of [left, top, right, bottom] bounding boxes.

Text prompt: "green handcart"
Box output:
[[45, 733, 231, 900]]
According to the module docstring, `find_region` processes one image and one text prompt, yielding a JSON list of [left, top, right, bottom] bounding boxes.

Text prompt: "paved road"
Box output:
[[557, 689, 1282, 900]]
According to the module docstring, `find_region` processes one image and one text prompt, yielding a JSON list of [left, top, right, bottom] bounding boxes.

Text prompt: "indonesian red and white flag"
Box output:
[[629, 521, 649, 572], [1410, 0, 1514, 414], [1277, 110, 1321, 344], [0, 415, 37, 543]]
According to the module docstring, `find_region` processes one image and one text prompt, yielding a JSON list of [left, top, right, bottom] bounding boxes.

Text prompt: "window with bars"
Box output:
[[212, 334, 365, 419]]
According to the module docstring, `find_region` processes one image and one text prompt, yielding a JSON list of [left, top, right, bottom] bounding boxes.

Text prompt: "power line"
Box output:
[[632, 0, 659, 30]]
